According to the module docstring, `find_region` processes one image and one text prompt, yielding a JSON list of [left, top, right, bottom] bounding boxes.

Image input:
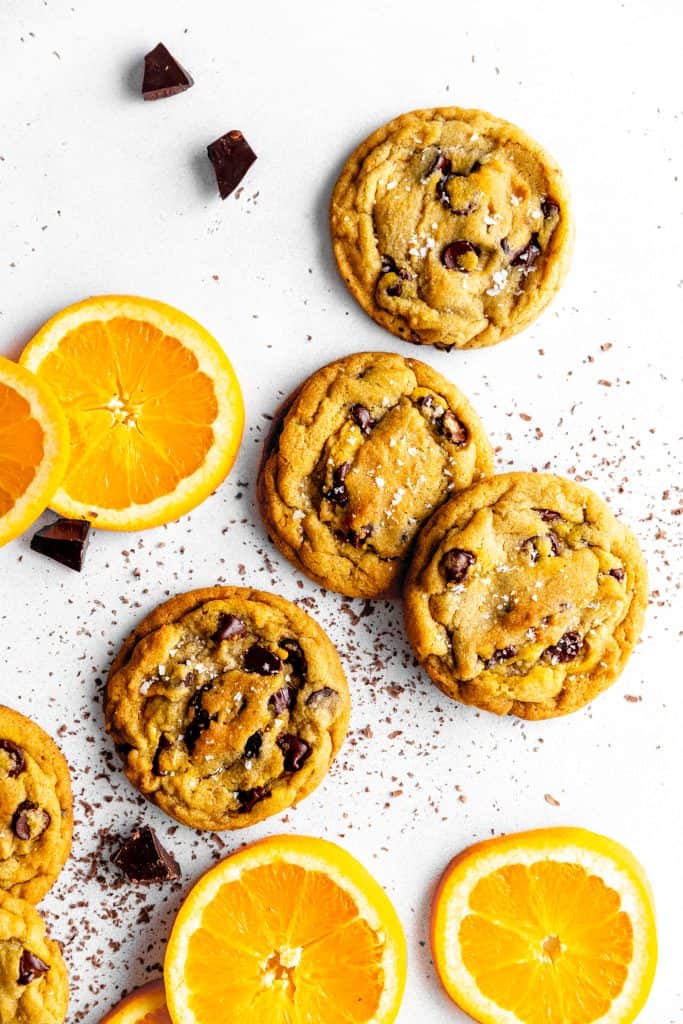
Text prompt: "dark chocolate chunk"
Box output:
[[424, 151, 450, 181], [244, 731, 262, 759], [609, 567, 626, 582], [142, 42, 193, 100], [511, 234, 542, 271], [441, 240, 480, 271], [269, 686, 297, 715], [501, 237, 511, 255], [324, 462, 351, 507], [111, 824, 180, 883], [237, 786, 270, 813], [244, 644, 282, 675], [441, 549, 476, 584], [440, 410, 468, 446], [541, 197, 560, 219], [346, 524, 373, 549], [280, 638, 307, 680], [12, 801, 50, 841], [306, 687, 340, 710], [534, 508, 562, 522], [0, 739, 26, 778], [386, 281, 402, 297], [485, 646, 518, 668], [30, 518, 90, 572], [207, 130, 257, 199], [152, 736, 173, 777], [277, 734, 311, 772], [381, 254, 399, 275], [213, 613, 246, 643], [184, 683, 215, 752], [544, 631, 582, 665], [18, 950, 50, 985], [350, 404, 375, 435]]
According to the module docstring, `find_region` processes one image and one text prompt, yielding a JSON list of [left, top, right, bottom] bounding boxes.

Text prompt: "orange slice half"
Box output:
[[100, 980, 170, 1024], [20, 295, 244, 530], [0, 355, 69, 546], [431, 827, 657, 1024], [164, 834, 407, 1024]]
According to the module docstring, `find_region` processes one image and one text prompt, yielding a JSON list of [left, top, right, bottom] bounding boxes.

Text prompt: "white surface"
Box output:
[[1, 1, 681, 1021]]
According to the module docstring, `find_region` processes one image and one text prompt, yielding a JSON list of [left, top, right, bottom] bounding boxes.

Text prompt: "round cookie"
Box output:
[[0, 707, 73, 904], [404, 473, 647, 719], [0, 890, 69, 1024], [331, 107, 572, 350], [257, 351, 493, 598], [105, 587, 350, 831]]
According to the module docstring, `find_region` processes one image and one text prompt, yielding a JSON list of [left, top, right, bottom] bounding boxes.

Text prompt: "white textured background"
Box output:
[[1, 1, 681, 1020]]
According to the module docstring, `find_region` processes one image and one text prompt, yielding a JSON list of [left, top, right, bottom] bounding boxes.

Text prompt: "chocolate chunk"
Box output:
[[269, 686, 297, 715], [280, 638, 307, 680], [424, 151, 450, 181], [609, 567, 625, 582], [324, 462, 351, 507], [244, 731, 262, 759], [184, 683, 215, 752], [381, 254, 399, 275], [418, 394, 437, 418], [207, 130, 257, 199], [152, 736, 173, 777], [534, 508, 561, 522], [30, 518, 90, 571], [18, 950, 50, 985], [111, 825, 180, 883], [306, 687, 341, 711], [346, 524, 373, 549], [0, 739, 26, 777], [386, 281, 402, 297], [485, 646, 518, 668], [511, 234, 542, 271], [213, 613, 246, 643], [544, 631, 582, 665], [441, 549, 476, 584], [277, 734, 311, 772], [541, 197, 560, 219], [501, 237, 511, 255], [142, 42, 193, 100], [440, 410, 468, 446], [350, 404, 375, 435], [237, 786, 270, 814], [523, 531, 559, 563], [441, 240, 480, 271], [12, 801, 50, 841], [244, 644, 282, 675]]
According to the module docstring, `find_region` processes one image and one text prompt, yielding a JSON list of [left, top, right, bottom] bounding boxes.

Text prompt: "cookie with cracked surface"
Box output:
[[105, 587, 350, 830], [0, 706, 73, 904], [0, 890, 69, 1024], [404, 473, 647, 719], [257, 351, 493, 598], [331, 107, 572, 350]]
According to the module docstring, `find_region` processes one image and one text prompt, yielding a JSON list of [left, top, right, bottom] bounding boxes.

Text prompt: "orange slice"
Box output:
[[0, 355, 69, 546], [100, 980, 170, 1024], [20, 295, 244, 530], [431, 827, 657, 1024], [164, 834, 407, 1024]]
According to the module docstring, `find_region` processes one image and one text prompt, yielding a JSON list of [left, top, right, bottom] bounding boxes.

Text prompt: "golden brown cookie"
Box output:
[[404, 473, 647, 719], [105, 587, 350, 830], [331, 107, 572, 350], [0, 890, 69, 1024], [0, 707, 73, 904], [257, 351, 493, 598]]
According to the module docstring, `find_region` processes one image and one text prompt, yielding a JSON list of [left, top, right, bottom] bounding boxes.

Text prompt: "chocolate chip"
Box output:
[[207, 130, 257, 199], [111, 825, 181, 883], [418, 394, 437, 418], [244, 644, 282, 675], [11, 801, 51, 841], [386, 281, 402, 297], [424, 151, 450, 181], [350, 404, 375, 435], [324, 462, 351, 507], [544, 631, 582, 665], [501, 237, 510, 255], [441, 240, 480, 271], [30, 518, 91, 571], [541, 197, 560, 219], [547, 531, 560, 556], [244, 731, 262, 759], [485, 646, 518, 668], [184, 683, 215, 753], [213, 613, 246, 643], [142, 42, 193, 100], [277, 734, 311, 772], [440, 411, 468, 446], [152, 736, 173, 777], [237, 786, 270, 813], [346, 524, 373, 549], [0, 739, 25, 777], [609, 567, 626, 582], [511, 234, 542, 271], [280, 638, 307, 680], [534, 508, 562, 522], [381, 254, 399, 275], [306, 687, 340, 708], [17, 950, 50, 985], [269, 686, 297, 715], [523, 531, 559, 563], [440, 549, 476, 584]]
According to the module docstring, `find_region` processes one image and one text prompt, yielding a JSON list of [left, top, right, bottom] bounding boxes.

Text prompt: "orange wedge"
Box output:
[[100, 980, 170, 1024], [0, 355, 69, 546], [164, 834, 407, 1024], [20, 295, 244, 530], [431, 827, 657, 1024]]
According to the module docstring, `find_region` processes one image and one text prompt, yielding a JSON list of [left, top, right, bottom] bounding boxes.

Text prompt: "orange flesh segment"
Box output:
[[0, 382, 44, 512], [183, 862, 385, 1024], [36, 317, 218, 509], [460, 861, 634, 1024]]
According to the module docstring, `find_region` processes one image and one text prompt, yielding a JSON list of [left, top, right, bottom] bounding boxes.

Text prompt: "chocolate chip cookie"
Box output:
[[257, 351, 493, 598], [331, 107, 572, 350], [0, 890, 69, 1024], [0, 707, 73, 904], [404, 473, 647, 719], [105, 587, 350, 830]]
